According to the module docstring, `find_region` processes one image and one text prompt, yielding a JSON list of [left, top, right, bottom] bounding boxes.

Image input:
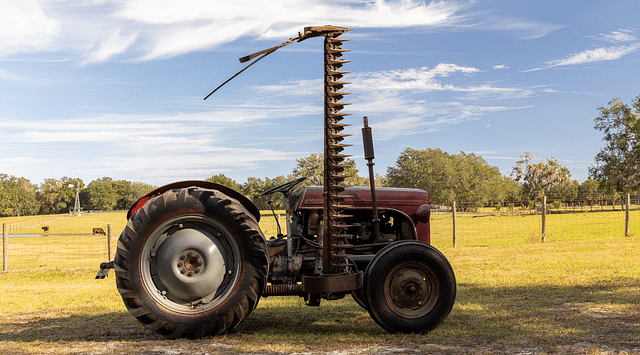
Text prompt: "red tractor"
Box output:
[[97, 26, 456, 338]]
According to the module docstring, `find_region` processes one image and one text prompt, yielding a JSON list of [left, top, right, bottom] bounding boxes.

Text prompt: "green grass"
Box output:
[[1, 209, 639, 354]]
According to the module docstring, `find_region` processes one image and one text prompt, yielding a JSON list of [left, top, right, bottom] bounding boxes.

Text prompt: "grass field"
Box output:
[[0, 210, 639, 354]]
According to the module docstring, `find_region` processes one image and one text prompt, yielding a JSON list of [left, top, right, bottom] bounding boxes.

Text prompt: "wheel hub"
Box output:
[[390, 268, 430, 310], [154, 226, 226, 303]]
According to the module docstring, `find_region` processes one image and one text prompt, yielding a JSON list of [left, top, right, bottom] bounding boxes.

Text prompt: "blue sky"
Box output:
[[1, 0, 638, 187]]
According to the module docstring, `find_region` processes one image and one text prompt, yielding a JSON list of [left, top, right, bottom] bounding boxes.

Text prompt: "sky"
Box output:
[[1, 0, 639, 188]]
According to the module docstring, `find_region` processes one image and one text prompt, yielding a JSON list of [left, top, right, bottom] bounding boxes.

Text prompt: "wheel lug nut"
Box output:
[[188, 272, 193, 277], [187, 252, 193, 257], [198, 261, 203, 266], [195, 254, 200, 259], [177, 262, 183, 267], [180, 270, 186, 274], [179, 255, 185, 260], [195, 269, 200, 274]]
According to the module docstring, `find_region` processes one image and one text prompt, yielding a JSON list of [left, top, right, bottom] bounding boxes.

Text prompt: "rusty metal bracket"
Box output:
[[301, 271, 363, 293]]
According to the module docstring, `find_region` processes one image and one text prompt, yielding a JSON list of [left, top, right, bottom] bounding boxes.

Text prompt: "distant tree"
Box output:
[[512, 152, 572, 200], [0, 174, 39, 216], [291, 153, 365, 187], [578, 179, 600, 199], [115, 180, 155, 209], [386, 148, 510, 205], [589, 96, 640, 193], [243, 176, 289, 210], [548, 179, 579, 200], [37, 177, 84, 214], [85, 177, 119, 211], [84, 178, 154, 211], [205, 174, 243, 192]]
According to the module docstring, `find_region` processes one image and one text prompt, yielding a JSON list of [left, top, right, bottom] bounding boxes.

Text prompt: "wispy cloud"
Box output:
[[545, 44, 640, 68], [246, 63, 540, 140], [593, 29, 637, 43], [525, 29, 640, 72], [82, 29, 139, 64], [0, 0, 574, 66], [0, 0, 467, 63], [0, 1, 61, 56], [0, 109, 305, 183]]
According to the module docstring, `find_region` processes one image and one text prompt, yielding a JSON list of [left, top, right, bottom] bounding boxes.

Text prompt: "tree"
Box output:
[[85, 177, 119, 211], [115, 180, 155, 209], [589, 96, 640, 193], [0, 174, 39, 216], [578, 179, 600, 199], [291, 153, 365, 187], [84, 178, 154, 211], [243, 176, 289, 210], [37, 177, 84, 214], [386, 148, 510, 205], [512, 152, 572, 200], [205, 174, 244, 192]]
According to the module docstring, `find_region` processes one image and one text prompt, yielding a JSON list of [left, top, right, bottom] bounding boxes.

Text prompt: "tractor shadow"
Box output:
[[3, 282, 639, 354]]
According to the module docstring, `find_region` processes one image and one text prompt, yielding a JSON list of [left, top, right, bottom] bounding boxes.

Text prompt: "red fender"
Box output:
[[127, 180, 260, 222]]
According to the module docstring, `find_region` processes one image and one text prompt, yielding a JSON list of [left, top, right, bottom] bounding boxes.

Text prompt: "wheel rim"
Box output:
[[384, 261, 439, 319], [140, 215, 241, 314]]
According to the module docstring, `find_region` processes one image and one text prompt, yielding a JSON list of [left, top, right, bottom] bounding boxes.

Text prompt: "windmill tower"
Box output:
[[73, 184, 81, 216]]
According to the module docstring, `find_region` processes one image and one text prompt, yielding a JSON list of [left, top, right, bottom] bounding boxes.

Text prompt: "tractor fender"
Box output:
[[126, 180, 260, 222]]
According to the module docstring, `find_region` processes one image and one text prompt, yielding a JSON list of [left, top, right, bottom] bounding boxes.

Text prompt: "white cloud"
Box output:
[[0, 69, 21, 81], [111, 0, 465, 61], [83, 29, 139, 64], [0, 108, 307, 184], [545, 43, 640, 68], [493, 64, 508, 70], [595, 29, 637, 43], [0, 1, 61, 55], [0, 0, 571, 64], [525, 29, 640, 72]]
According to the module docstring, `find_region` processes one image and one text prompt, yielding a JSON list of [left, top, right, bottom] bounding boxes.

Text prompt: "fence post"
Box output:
[[452, 201, 457, 248], [107, 224, 112, 260], [625, 193, 630, 237], [3, 223, 7, 271], [541, 196, 547, 243]]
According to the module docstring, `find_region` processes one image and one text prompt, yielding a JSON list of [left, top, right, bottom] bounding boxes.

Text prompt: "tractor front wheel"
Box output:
[[113, 187, 268, 338], [364, 241, 456, 334]]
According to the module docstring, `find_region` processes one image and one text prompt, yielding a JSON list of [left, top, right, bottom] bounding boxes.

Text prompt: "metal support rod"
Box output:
[[452, 201, 457, 248], [362, 116, 381, 243], [3, 223, 7, 271], [542, 196, 547, 243], [107, 224, 112, 261], [625, 193, 630, 237]]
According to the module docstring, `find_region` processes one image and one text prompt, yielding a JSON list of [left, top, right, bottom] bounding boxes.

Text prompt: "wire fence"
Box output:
[[1, 196, 638, 272], [430, 194, 640, 248], [1, 212, 120, 272]]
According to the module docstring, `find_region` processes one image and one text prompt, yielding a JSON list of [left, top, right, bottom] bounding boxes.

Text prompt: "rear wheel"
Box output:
[[364, 241, 456, 334], [114, 187, 268, 338]]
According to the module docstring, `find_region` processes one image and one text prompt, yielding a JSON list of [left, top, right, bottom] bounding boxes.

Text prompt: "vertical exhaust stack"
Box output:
[[362, 116, 381, 243]]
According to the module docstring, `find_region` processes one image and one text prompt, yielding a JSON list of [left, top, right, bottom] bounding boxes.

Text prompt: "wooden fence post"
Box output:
[[452, 201, 457, 248], [3, 223, 7, 271], [541, 196, 547, 243], [625, 193, 630, 237], [107, 224, 112, 260]]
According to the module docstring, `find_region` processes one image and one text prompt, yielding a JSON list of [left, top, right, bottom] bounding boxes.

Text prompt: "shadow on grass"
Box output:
[[2, 282, 639, 353]]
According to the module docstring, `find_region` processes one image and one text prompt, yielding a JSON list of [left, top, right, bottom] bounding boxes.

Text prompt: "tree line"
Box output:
[[0, 175, 155, 217], [1, 95, 637, 216]]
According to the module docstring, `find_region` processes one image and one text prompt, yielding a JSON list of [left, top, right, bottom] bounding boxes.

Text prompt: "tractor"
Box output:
[[96, 25, 456, 339]]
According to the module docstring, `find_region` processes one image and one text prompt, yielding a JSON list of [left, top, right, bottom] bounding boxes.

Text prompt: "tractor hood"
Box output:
[[295, 186, 429, 210]]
